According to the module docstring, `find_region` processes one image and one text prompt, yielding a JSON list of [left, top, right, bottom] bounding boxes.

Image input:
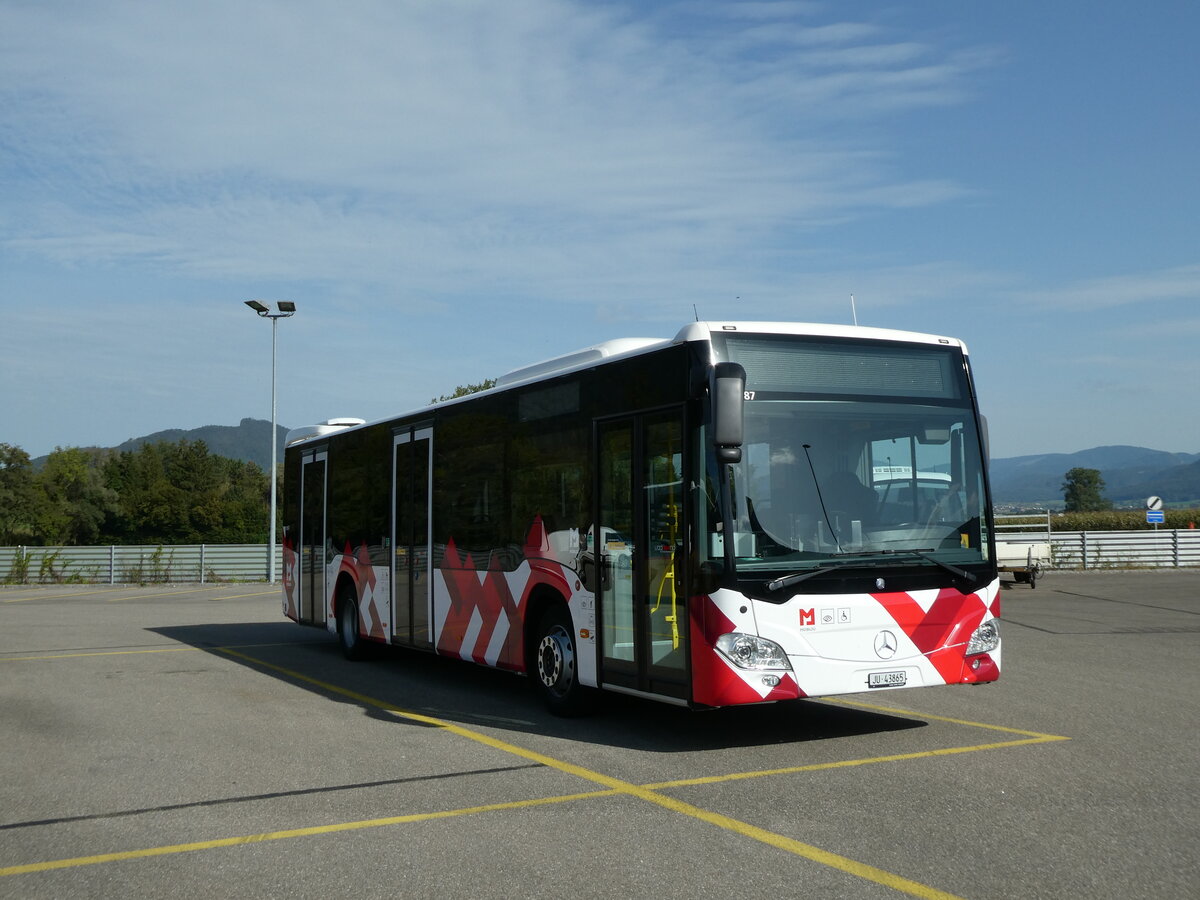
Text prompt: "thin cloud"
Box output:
[[1010, 265, 1200, 309], [0, 0, 991, 302], [1116, 314, 1200, 340]]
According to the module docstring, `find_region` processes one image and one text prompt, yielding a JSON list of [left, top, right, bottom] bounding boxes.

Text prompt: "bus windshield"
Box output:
[[706, 335, 990, 582]]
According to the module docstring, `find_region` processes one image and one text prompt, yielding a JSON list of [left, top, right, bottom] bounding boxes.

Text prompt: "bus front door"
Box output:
[[299, 449, 327, 626], [392, 427, 433, 649], [597, 411, 687, 700]]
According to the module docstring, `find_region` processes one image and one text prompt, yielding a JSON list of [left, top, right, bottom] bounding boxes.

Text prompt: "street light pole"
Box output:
[[244, 300, 297, 583]]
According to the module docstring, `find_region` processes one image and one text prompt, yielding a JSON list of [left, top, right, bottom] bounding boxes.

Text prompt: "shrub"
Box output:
[[37, 550, 67, 583], [998, 509, 1199, 531], [1050, 509, 1199, 531], [5, 549, 30, 584]]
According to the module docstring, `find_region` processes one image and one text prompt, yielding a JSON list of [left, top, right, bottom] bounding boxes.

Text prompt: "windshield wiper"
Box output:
[[766, 560, 884, 591], [765, 549, 976, 592], [899, 549, 977, 584]]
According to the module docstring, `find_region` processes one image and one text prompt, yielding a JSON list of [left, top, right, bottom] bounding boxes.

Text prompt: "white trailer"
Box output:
[[994, 511, 1052, 588]]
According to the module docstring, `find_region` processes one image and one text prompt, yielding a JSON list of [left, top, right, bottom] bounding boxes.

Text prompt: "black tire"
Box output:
[[338, 590, 369, 661], [532, 605, 593, 717]]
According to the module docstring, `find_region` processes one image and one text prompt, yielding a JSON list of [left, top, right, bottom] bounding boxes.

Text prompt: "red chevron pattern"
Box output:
[[339, 542, 385, 639], [873, 588, 989, 683], [435, 517, 575, 671]]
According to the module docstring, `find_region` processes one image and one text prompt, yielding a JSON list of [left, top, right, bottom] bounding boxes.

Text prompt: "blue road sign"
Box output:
[[1146, 509, 1165, 524]]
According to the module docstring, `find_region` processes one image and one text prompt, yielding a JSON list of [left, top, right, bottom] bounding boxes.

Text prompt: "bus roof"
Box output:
[[286, 321, 969, 447], [496, 321, 967, 389], [494, 336, 669, 388], [675, 320, 968, 353]]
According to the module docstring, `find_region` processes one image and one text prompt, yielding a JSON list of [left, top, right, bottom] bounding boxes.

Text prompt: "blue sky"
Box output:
[[2, 0, 1197, 461]]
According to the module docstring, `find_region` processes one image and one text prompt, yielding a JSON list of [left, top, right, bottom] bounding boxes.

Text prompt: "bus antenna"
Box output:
[[850, 294, 858, 325]]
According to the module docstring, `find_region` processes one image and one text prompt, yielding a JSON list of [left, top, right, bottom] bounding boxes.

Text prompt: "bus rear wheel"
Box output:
[[533, 605, 592, 717], [338, 590, 369, 661]]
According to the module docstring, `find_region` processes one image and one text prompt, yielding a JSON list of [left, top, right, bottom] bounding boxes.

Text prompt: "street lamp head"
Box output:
[[244, 299, 297, 319]]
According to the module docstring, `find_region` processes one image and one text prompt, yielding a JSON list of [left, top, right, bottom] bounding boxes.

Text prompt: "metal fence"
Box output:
[[3, 531, 1198, 585], [0, 544, 274, 584], [999, 529, 1200, 570]]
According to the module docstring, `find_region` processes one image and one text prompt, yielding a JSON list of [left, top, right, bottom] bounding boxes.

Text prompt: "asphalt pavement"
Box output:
[[1, 571, 1197, 899]]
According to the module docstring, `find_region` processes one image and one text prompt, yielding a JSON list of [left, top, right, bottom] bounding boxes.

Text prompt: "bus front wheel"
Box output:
[[533, 605, 592, 717]]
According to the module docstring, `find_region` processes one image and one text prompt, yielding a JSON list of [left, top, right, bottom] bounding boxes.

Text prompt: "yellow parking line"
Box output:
[[103, 587, 250, 603], [0, 646, 200, 662], [0, 791, 613, 877], [0, 641, 318, 663], [3, 587, 277, 604], [826, 697, 1069, 741], [2, 649, 1065, 899], [212, 650, 967, 899], [644, 735, 1067, 790], [3, 587, 130, 603]]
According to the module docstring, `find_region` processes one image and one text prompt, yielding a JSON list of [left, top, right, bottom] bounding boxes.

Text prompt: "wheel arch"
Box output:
[[523, 584, 569, 675], [333, 571, 359, 623]]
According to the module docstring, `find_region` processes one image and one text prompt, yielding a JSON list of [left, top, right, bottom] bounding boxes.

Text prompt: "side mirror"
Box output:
[[711, 362, 746, 464], [979, 415, 990, 470]]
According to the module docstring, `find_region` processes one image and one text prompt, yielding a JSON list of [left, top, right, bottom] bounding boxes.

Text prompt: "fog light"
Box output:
[[762, 674, 780, 687]]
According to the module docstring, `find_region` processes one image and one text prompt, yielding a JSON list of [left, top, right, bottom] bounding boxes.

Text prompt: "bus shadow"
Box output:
[[151, 621, 926, 752]]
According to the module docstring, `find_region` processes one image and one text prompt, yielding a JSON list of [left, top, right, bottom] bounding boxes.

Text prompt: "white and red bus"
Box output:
[[281, 321, 1000, 715]]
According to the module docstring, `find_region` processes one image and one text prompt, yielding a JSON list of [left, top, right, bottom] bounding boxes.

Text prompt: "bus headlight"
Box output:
[[716, 633, 792, 670], [965, 620, 1000, 656]]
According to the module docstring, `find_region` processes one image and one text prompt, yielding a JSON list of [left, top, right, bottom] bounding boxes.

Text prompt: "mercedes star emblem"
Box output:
[[874, 630, 898, 659]]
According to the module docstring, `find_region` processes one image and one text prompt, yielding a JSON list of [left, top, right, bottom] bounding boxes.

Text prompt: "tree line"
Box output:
[[0, 443, 1176, 547], [0, 440, 272, 546]]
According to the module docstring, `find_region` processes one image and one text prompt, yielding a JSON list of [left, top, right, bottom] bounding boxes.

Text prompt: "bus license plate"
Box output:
[[868, 670, 906, 688]]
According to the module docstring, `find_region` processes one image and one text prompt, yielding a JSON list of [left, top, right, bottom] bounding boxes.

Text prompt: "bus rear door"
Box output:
[[392, 426, 433, 648], [299, 448, 327, 626]]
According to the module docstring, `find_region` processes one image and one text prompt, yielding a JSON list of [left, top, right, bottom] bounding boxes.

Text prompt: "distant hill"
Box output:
[[112, 418, 291, 470], [1112, 459, 1200, 504], [990, 445, 1200, 507], [31, 424, 1199, 508], [32, 418, 291, 471]]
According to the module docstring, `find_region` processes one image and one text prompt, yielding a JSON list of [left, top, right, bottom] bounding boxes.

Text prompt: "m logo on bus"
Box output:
[[799, 608, 816, 626]]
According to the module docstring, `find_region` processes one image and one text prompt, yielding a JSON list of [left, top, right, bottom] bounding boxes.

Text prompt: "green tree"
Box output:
[[1062, 467, 1112, 512], [0, 439, 272, 546], [34, 447, 117, 544], [102, 439, 270, 543], [206, 456, 272, 543], [431, 378, 497, 403], [102, 441, 176, 542], [0, 443, 40, 543]]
